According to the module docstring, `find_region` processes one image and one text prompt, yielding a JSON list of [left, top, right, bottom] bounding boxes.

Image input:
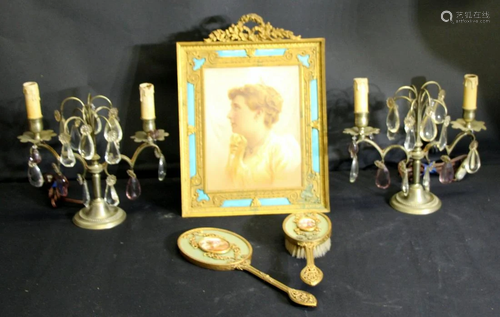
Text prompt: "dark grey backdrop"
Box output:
[[0, 0, 499, 181], [1, 2, 500, 317]]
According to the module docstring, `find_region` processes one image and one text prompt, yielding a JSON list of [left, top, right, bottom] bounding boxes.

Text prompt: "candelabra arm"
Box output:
[[357, 138, 410, 164], [395, 85, 418, 97], [420, 81, 442, 92], [95, 105, 112, 114], [445, 131, 476, 156], [394, 95, 414, 105], [129, 142, 163, 168], [60, 97, 86, 114], [63, 116, 86, 131], [90, 95, 113, 107], [103, 142, 162, 176], [419, 82, 442, 106], [34, 142, 60, 161]]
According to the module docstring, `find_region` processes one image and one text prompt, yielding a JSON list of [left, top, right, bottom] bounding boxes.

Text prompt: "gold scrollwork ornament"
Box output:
[[205, 13, 301, 43]]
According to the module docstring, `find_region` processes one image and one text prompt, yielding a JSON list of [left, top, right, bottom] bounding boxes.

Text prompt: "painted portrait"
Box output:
[[204, 66, 302, 191]]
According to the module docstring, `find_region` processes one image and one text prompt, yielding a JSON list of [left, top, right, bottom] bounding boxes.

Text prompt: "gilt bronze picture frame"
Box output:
[[177, 14, 329, 217]]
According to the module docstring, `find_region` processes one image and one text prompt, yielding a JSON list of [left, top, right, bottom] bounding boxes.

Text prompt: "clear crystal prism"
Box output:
[[104, 184, 120, 206], [466, 149, 481, 174], [423, 165, 431, 191], [455, 160, 467, 181], [158, 155, 167, 181], [70, 124, 81, 151], [438, 126, 448, 151], [432, 102, 447, 124], [402, 171, 409, 196], [79, 134, 95, 160], [104, 117, 123, 142], [349, 156, 359, 183], [420, 115, 437, 141], [386, 105, 400, 132], [28, 162, 44, 188], [404, 126, 416, 151], [105, 141, 121, 165], [81, 179, 91, 207], [126, 176, 141, 200], [60, 143, 76, 167]]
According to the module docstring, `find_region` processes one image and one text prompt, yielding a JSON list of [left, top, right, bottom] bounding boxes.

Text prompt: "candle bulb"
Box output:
[[140, 83, 156, 120], [462, 74, 478, 110], [354, 78, 369, 113], [23, 82, 43, 119]]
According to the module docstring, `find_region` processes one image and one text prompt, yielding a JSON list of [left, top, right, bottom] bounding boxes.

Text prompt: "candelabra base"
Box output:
[[73, 198, 127, 230], [389, 184, 442, 215]]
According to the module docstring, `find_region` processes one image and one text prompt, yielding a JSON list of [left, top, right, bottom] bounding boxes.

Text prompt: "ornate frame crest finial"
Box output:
[[205, 13, 301, 43]]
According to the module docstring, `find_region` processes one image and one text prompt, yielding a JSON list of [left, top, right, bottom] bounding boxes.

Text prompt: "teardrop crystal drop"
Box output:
[[104, 184, 120, 206], [433, 103, 447, 124], [28, 162, 44, 188], [348, 140, 359, 158], [70, 124, 81, 151], [420, 115, 437, 141], [30, 146, 42, 164], [402, 171, 409, 195], [423, 167, 431, 191], [79, 134, 95, 160], [386, 105, 400, 132], [455, 160, 467, 181], [466, 149, 481, 173], [438, 125, 448, 151], [404, 127, 416, 151], [105, 141, 121, 165], [60, 143, 76, 167], [126, 177, 141, 200], [439, 162, 455, 184], [375, 164, 390, 189], [158, 155, 167, 181], [104, 117, 123, 142], [349, 156, 359, 183], [82, 179, 91, 207]]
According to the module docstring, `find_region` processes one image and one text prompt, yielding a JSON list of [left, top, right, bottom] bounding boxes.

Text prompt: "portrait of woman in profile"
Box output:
[[225, 83, 301, 189]]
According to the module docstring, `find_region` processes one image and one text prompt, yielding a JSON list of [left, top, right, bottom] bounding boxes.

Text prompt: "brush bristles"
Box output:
[[285, 238, 331, 259]]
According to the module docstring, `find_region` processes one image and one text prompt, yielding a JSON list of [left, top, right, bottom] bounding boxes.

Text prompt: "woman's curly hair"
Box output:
[[228, 84, 284, 128]]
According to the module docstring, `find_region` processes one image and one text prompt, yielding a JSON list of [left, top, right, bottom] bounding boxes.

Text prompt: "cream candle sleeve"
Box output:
[[140, 83, 156, 120], [354, 78, 369, 113], [462, 74, 478, 110], [23, 82, 43, 119]]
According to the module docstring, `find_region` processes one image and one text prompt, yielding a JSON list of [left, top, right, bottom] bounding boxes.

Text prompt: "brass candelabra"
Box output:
[[18, 82, 168, 229], [344, 75, 485, 215]]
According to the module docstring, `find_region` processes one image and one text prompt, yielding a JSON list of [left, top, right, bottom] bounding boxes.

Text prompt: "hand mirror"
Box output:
[[178, 227, 317, 307]]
